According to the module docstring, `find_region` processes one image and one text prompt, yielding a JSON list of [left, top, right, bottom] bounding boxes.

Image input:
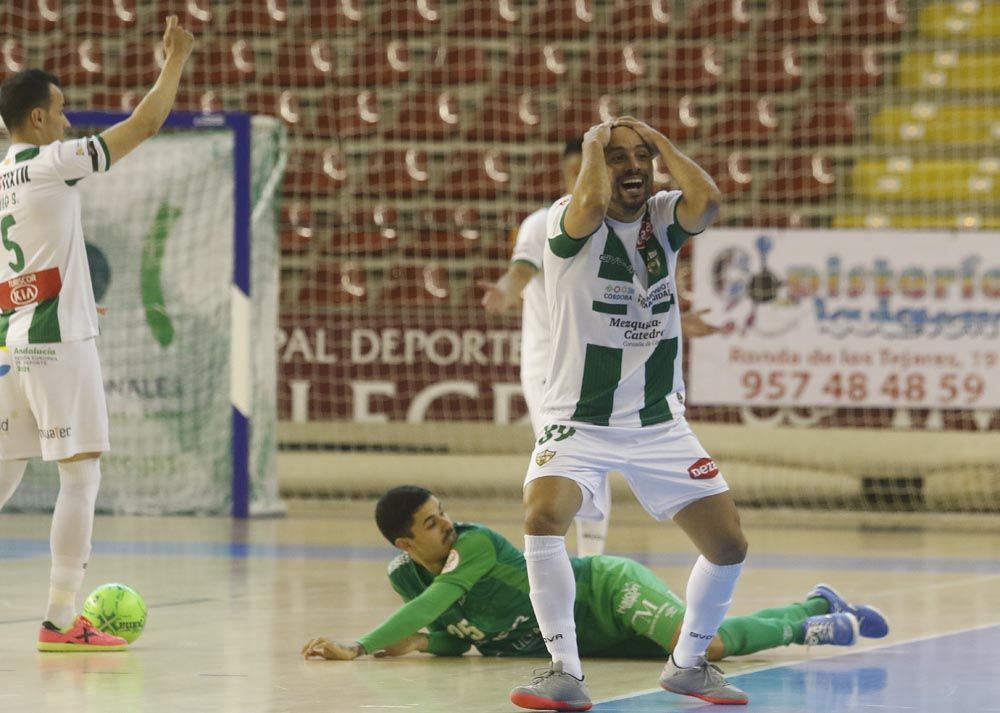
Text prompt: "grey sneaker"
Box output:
[[510, 661, 592, 711], [660, 656, 749, 705]]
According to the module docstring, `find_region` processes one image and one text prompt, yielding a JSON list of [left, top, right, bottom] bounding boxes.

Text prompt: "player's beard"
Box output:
[[610, 175, 651, 220]]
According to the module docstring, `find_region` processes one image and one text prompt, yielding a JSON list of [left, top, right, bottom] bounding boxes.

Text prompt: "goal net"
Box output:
[[5, 1, 995, 522], [1, 115, 284, 516]]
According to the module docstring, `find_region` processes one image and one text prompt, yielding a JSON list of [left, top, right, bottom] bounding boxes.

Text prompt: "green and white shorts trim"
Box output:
[[524, 416, 729, 521], [0, 338, 110, 461]]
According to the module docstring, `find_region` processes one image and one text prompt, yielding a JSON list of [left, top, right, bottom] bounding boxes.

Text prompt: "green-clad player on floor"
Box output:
[[301, 486, 888, 665]]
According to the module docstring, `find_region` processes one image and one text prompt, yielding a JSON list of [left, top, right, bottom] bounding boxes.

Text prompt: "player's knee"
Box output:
[[709, 535, 748, 565], [523, 505, 573, 536], [59, 452, 102, 464]]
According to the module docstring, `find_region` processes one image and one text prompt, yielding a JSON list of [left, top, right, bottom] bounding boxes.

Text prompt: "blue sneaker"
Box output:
[[807, 583, 889, 639], [803, 612, 859, 646]]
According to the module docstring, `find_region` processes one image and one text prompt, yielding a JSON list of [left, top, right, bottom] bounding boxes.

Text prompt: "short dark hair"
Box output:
[[375, 485, 433, 544], [0, 69, 60, 131], [563, 137, 584, 158]]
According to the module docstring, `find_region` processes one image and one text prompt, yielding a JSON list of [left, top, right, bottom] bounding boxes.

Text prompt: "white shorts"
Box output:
[[0, 339, 110, 461], [524, 417, 729, 521]]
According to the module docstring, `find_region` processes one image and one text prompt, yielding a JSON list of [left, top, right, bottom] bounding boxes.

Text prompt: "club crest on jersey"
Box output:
[[441, 549, 460, 573], [688, 457, 719, 480], [535, 449, 556, 466]]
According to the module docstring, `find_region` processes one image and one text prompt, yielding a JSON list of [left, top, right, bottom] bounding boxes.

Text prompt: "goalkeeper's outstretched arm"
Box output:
[[100, 15, 194, 165]]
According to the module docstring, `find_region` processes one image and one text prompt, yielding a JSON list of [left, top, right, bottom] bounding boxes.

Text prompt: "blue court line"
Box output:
[[590, 623, 1000, 712], [2, 538, 1000, 576]]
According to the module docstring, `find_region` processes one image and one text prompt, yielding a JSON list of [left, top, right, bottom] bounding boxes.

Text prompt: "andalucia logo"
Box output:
[[535, 449, 556, 466]]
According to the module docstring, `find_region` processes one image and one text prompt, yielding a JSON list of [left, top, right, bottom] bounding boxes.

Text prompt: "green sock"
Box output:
[[717, 599, 829, 655]]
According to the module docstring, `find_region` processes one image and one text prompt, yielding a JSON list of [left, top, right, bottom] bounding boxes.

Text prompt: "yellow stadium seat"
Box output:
[[833, 213, 1000, 230], [870, 104, 1000, 144], [900, 52, 1000, 90], [919, 2, 1000, 38], [851, 158, 1000, 200]]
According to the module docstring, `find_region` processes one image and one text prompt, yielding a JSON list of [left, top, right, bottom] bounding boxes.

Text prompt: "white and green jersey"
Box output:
[[541, 190, 696, 428], [0, 136, 111, 346], [510, 206, 551, 380]]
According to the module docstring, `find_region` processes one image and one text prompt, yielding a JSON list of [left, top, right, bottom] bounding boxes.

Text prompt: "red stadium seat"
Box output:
[[42, 41, 106, 85], [424, 45, 489, 85], [91, 90, 140, 111], [764, 153, 838, 202], [838, 0, 906, 41], [498, 44, 569, 88], [759, 0, 827, 40], [148, 0, 215, 30], [174, 90, 225, 113], [437, 151, 512, 201], [708, 97, 780, 146], [387, 92, 461, 140], [324, 206, 401, 256], [657, 45, 725, 92], [545, 93, 620, 142], [109, 41, 164, 87], [579, 45, 648, 92], [245, 90, 305, 131], [268, 40, 336, 87], [284, 147, 349, 197], [279, 200, 314, 255], [373, 0, 443, 35], [789, 100, 856, 147], [225, 0, 289, 35], [647, 95, 702, 142], [357, 150, 430, 198], [737, 47, 803, 93], [515, 151, 566, 201], [465, 91, 542, 142], [525, 0, 594, 39], [189, 40, 256, 86], [679, 0, 751, 38], [448, 0, 520, 37], [296, 0, 363, 36], [346, 42, 412, 86], [815, 47, 886, 92], [696, 152, 754, 197], [71, 1, 138, 34], [1, 0, 61, 33], [381, 264, 451, 306], [600, 0, 673, 39], [1, 40, 26, 85], [407, 221, 482, 258], [298, 261, 368, 306], [311, 91, 381, 139]]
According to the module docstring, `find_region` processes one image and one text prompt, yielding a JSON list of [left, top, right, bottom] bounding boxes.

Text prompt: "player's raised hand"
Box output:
[[301, 636, 363, 661], [614, 115, 664, 149], [162, 15, 194, 61], [478, 279, 520, 314], [583, 121, 612, 147]]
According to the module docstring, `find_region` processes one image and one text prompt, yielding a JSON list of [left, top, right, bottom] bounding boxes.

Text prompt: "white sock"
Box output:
[[524, 535, 583, 679], [0, 460, 29, 508], [672, 555, 744, 668], [47, 459, 102, 628], [574, 477, 611, 557]]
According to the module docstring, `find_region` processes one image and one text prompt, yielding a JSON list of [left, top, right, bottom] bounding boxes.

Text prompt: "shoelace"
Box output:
[[529, 666, 558, 684], [805, 619, 834, 645]]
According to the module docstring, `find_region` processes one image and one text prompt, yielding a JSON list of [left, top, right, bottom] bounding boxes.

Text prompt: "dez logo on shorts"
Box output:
[[688, 457, 719, 480]]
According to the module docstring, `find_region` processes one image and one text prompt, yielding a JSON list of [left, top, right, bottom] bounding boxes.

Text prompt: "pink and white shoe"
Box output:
[[37, 615, 128, 652]]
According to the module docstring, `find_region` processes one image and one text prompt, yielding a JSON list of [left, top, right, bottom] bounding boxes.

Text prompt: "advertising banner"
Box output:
[[690, 230, 1000, 408]]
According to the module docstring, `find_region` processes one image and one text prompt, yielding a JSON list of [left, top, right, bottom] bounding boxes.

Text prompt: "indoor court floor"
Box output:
[[2, 498, 999, 713]]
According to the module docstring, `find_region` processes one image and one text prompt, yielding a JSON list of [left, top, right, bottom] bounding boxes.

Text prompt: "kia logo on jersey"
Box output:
[[10, 285, 38, 306], [688, 457, 719, 480]]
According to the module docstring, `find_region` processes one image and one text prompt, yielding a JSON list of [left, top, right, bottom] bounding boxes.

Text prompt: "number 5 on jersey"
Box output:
[[1, 215, 24, 273]]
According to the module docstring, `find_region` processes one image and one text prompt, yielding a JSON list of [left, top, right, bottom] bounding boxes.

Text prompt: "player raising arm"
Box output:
[[0, 17, 193, 652]]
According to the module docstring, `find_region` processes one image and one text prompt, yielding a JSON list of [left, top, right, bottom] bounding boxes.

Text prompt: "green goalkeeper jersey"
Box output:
[[356, 523, 684, 658]]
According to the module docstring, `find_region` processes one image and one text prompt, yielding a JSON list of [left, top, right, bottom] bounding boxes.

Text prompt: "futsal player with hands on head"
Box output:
[[507, 115, 749, 710], [0, 16, 193, 652]]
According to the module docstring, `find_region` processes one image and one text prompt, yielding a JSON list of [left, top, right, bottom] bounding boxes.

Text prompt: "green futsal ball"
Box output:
[[82, 583, 147, 643]]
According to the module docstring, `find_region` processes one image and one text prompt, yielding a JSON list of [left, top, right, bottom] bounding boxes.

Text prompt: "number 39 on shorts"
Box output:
[[536, 425, 576, 446]]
